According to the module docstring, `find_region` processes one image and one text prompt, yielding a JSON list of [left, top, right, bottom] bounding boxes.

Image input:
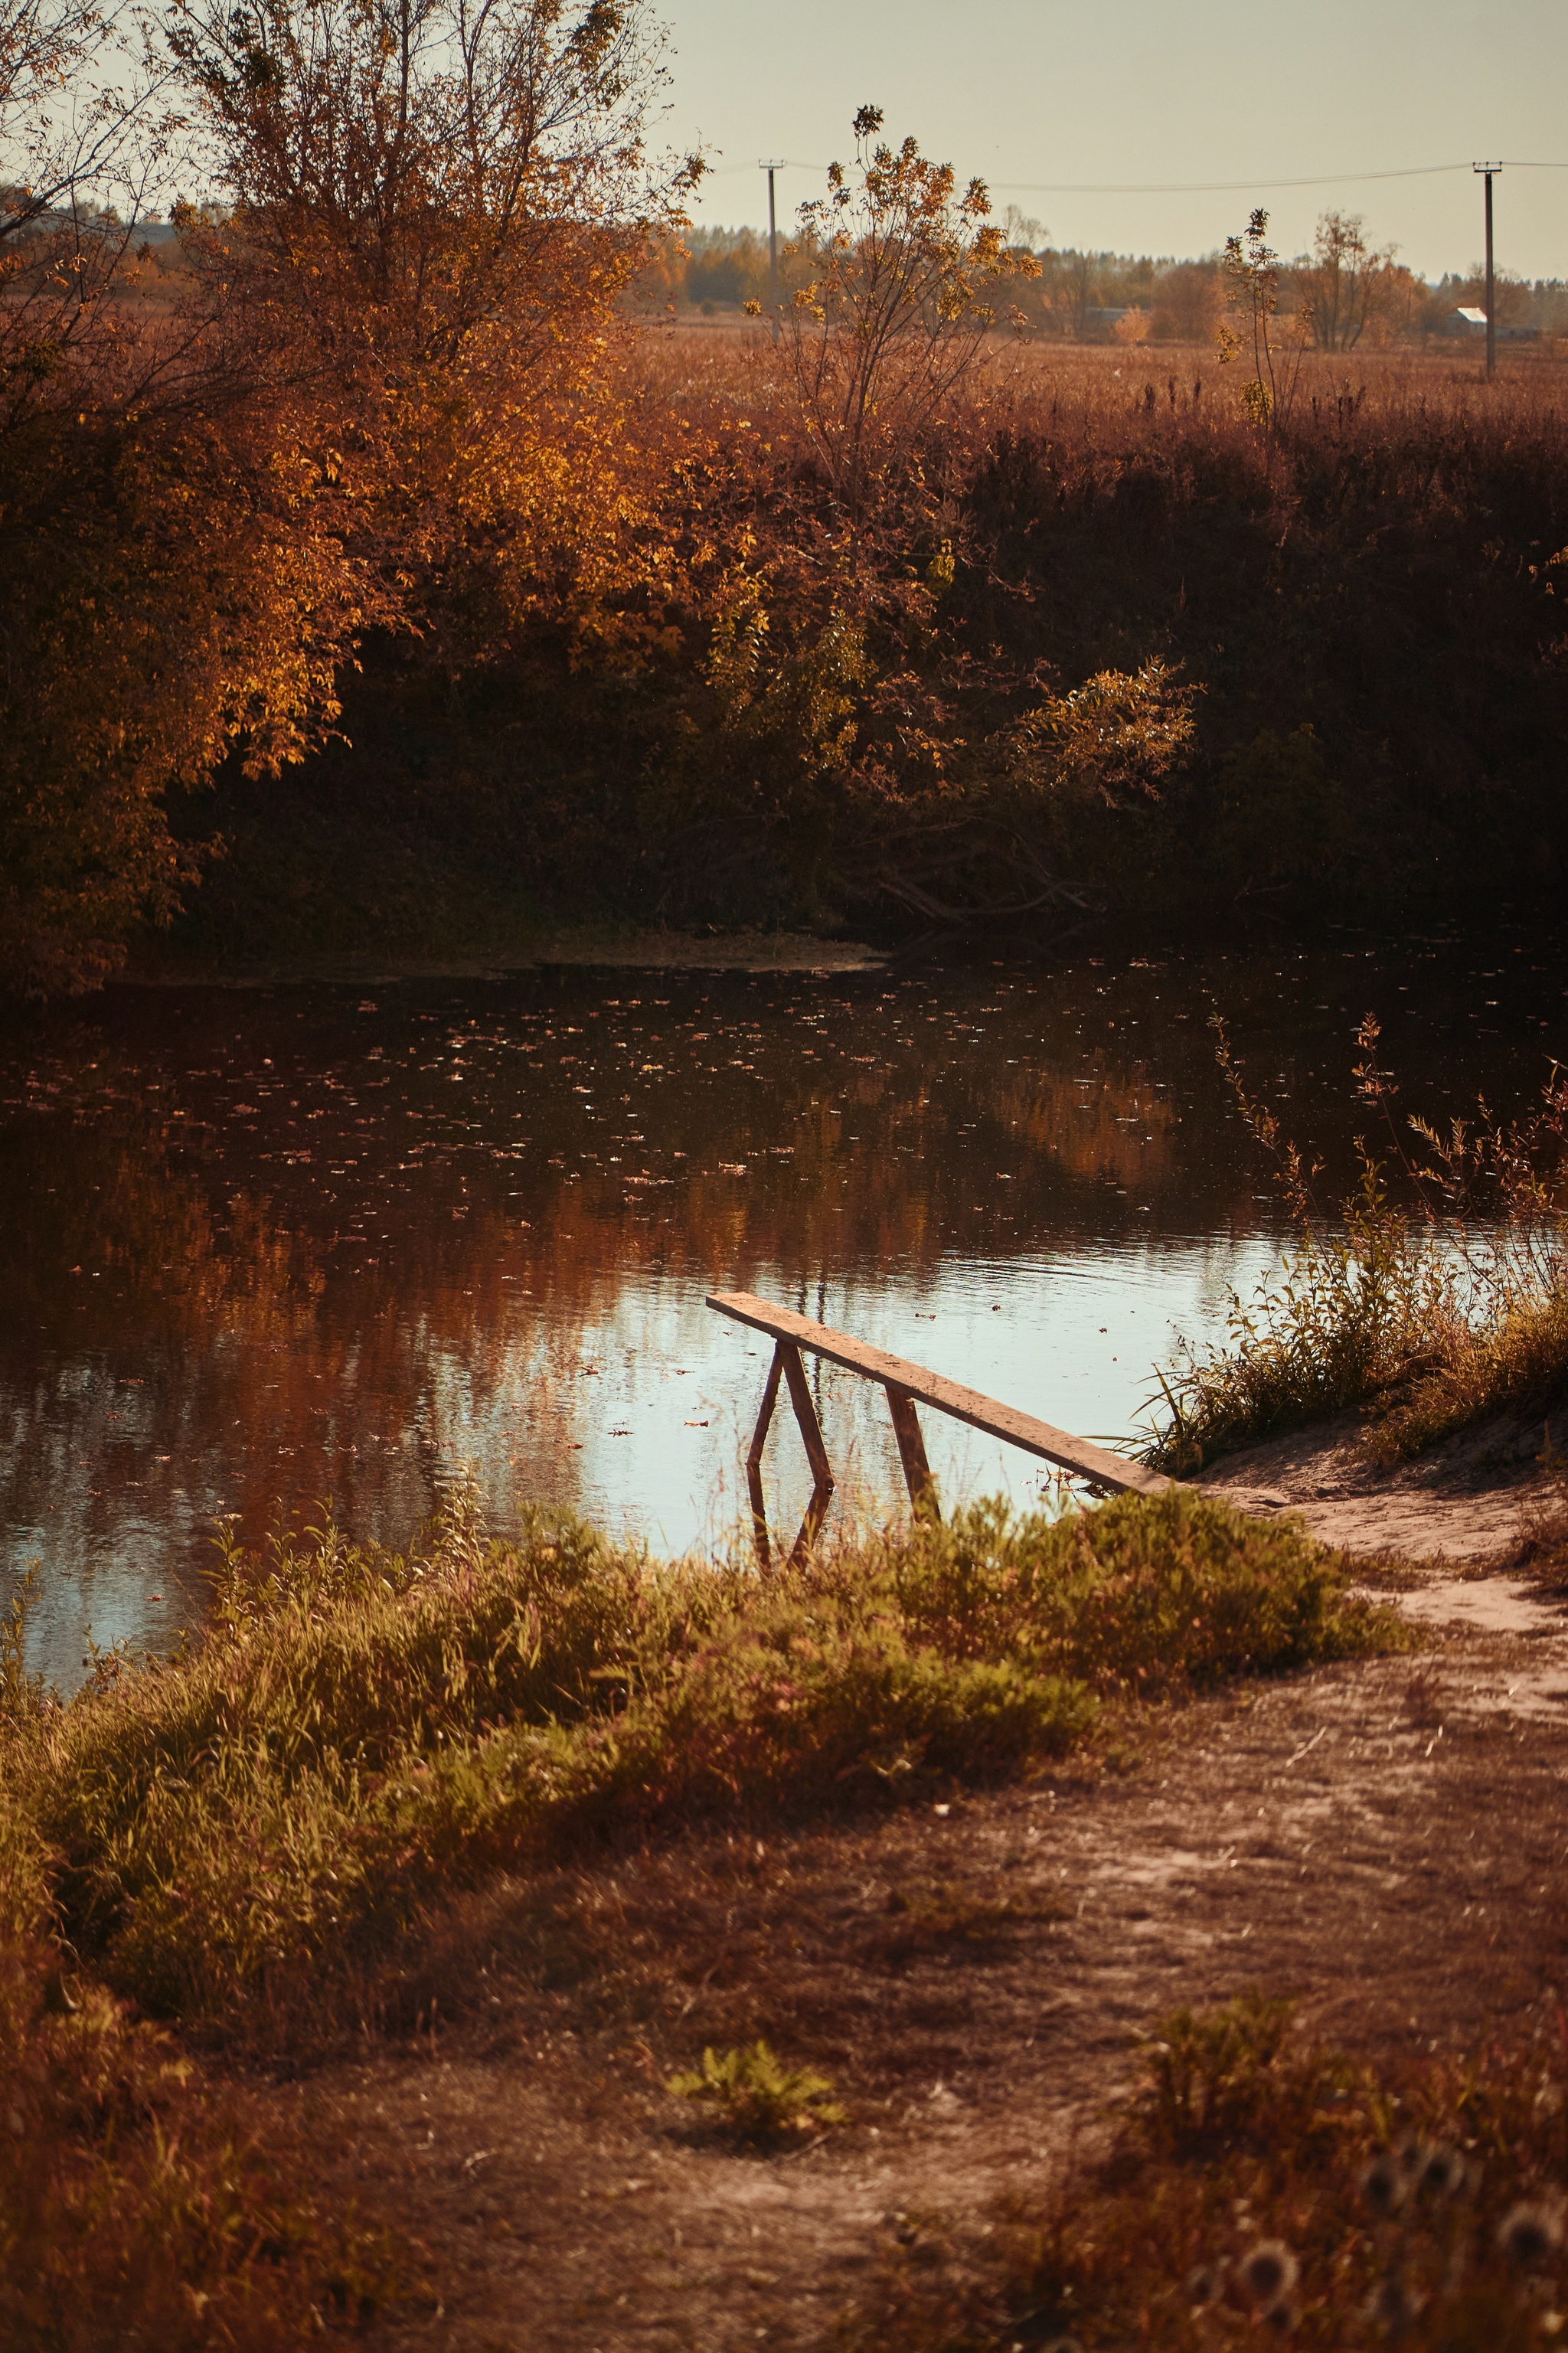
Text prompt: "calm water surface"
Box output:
[[3, 941, 1564, 1684]]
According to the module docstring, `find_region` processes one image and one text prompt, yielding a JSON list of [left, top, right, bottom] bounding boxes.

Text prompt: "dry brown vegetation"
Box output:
[[178, 311, 1568, 976]]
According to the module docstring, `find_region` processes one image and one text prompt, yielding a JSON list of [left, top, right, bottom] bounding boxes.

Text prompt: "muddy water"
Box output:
[[2, 941, 1563, 1683]]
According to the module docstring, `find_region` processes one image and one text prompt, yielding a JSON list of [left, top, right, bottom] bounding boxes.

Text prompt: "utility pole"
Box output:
[[1474, 161, 1502, 379], [760, 159, 786, 328]]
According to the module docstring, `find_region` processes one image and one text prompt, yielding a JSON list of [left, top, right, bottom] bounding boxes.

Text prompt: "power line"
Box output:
[[993, 163, 1475, 195], [699, 157, 1568, 194], [698, 158, 825, 178]]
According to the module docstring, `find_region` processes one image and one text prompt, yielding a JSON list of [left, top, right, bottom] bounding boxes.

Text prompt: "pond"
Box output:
[[3, 939, 1564, 1685]]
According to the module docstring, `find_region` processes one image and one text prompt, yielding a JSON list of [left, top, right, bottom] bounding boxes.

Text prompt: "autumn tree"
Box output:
[[782, 103, 1037, 508], [1297, 210, 1396, 351], [170, 0, 698, 645], [168, 0, 677, 366], [1218, 207, 1307, 431], [0, 0, 694, 992], [1150, 256, 1220, 345]]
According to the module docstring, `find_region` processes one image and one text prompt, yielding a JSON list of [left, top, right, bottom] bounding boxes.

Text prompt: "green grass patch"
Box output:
[[3, 1485, 1394, 2031], [843, 1993, 1568, 2349]]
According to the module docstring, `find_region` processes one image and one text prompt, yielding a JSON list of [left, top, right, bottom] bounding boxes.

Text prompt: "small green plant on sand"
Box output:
[[1138, 1988, 1301, 2155], [669, 2040, 845, 2145]]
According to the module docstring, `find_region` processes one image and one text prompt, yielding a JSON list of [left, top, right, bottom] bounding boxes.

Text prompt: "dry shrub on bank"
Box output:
[[3, 1485, 1393, 2030], [844, 1992, 1568, 2351]]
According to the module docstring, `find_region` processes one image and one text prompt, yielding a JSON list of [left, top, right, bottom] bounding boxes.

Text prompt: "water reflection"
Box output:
[[2, 946, 1563, 1684]]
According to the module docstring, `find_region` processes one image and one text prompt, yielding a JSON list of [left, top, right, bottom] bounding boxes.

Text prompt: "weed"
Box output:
[[860, 1879, 1062, 1971], [1134, 1989, 1335, 2159], [841, 1995, 1568, 2349], [668, 2038, 846, 2145]]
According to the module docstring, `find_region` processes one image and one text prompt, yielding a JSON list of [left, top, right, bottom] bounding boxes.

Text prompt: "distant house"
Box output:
[[1439, 306, 1538, 342]]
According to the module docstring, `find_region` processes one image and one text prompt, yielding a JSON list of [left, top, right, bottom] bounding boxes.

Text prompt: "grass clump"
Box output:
[[1145, 1018, 1568, 1472], [0, 1580, 393, 2346], [844, 1994, 1568, 2350], [669, 2040, 846, 2146], [1, 1484, 1393, 2032]]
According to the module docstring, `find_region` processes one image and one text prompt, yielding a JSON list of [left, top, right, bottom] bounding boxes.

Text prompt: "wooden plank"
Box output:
[[707, 1290, 1173, 1498]]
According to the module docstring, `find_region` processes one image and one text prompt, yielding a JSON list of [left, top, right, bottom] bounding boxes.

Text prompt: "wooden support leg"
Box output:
[[745, 1339, 835, 1571], [779, 1342, 834, 1492], [746, 1344, 786, 1570], [786, 1476, 835, 1574], [885, 1382, 940, 1521]]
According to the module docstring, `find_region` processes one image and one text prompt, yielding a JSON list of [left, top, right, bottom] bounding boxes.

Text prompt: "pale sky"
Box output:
[[659, 0, 1568, 283]]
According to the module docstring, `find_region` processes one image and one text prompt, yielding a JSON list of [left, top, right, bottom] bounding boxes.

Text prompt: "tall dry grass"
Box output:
[[1145, 1024, 1568, 1473], [845, 1991, 1568, 2350]]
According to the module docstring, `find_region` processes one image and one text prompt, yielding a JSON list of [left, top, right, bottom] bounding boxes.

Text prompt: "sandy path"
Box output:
[[1197, 1404, 1560, 1561]]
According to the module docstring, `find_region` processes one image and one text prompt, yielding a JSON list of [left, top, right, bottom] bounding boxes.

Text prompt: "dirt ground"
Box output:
[[269, 1493, 1568, 2353], [1197, 1400, 1563, 1561]]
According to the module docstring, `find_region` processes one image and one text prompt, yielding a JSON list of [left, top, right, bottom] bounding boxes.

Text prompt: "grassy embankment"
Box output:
[[0, 1482, 1395, 2341], [157, 338, 1568, 976], [1145, 1027, 1568, 1482]]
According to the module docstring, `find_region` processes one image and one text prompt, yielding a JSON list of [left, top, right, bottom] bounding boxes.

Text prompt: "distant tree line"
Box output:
[[642, 205, 1568, 348]]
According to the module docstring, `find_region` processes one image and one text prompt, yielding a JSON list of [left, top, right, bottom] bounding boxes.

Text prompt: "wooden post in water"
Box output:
[[884, 1382, 938, 1519], [745, 1338, 834, 1571]]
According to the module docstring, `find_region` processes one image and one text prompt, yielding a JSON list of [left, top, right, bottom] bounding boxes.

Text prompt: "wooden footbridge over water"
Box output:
[[707, 1290, 1173, 1569]]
